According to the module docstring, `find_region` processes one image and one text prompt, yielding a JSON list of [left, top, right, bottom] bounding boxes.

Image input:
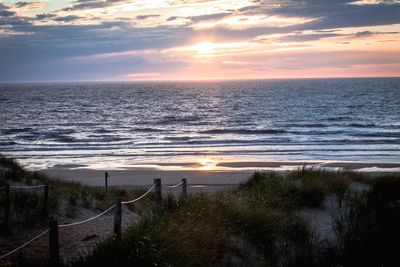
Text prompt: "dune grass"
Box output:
[[70, 171, 326, 267], [334, 174, 400, 266], [2, 156, 400, 267], [69, 170, 400, 267], [0, 156, 154, 232], [70, 193, 316, 267]]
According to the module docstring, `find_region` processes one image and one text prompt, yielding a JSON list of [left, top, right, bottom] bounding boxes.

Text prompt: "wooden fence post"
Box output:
[[113, 198, 121, 239], [105, 172, 108, 189], [154, 179, 162, 207], [49, 216, 60, 267], [182, 178, 187, 197], [43, 183, 49, 217], [3, 184, 10, 232]]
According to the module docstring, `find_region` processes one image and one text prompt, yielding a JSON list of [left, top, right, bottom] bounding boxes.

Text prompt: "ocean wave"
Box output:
[[1, 127, 32, 135], [133, 127, 165, 132], [156, 115, 200, 125], [326, 116, 350, 122], [288, 130, 346, 135], [64, 136, 132, 143], [19, 134, 41, 141], [352, 132, 400, 138], [348, 123, 377, 128], [164, 136, 192, 141], [51, 136, 76, 143], [282, 122, 393, 129], [0, 141, 17, 146], [282, 123, 330, 128], [200, 129, 286, 135], [94, 128, 113, 133]]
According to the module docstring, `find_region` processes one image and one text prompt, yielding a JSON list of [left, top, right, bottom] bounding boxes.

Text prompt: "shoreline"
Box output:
[[41, 160, 400, 187]]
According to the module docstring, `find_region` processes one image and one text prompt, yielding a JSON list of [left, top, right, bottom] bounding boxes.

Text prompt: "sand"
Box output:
[[41, 160, 400, 188], [43, 168, 251, 186]]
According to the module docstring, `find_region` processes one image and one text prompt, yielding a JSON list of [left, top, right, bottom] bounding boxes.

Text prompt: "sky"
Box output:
[[0, 0, 400, 82]]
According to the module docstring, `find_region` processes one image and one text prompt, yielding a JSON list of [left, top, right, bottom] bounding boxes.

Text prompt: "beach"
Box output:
[[1, 0, 400, 264], [41, 160, 400, 187]]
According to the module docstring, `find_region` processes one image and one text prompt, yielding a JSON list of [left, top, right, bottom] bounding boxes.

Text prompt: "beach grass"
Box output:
[[1, 156, 400, 267], [334, 174, 400, 266], [70, 170, 399, 267], [0, 156, 154, 232]]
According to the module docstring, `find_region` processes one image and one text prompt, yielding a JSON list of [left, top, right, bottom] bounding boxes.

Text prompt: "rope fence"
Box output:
[[9, 185, 47, 189], [1, 183, 50, 232], [0, 177, 187, 265], [166, 182, 184, 188], [58, 204, 117, 228], [188, 184, 209, 188], [121, 184, 156, 204], [0, 229, 49, 260], [0, 184, 47, 190]]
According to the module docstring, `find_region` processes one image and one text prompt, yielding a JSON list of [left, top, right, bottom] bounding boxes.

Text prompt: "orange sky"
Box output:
[[1, 0, 400, 81]]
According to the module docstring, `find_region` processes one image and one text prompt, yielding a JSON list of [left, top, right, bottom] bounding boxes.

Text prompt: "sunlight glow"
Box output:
[[198, 158, 218, 171], [194, 41, 214, 54], [11, 0, 398, 80], [351, 0, 400, 4]]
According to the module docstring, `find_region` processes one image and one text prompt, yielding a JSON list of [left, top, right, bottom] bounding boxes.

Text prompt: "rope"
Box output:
[[9, 185, 46, 189], [0, 183, 158, 260], [188, 185, 209, 188], [60, 184, 156, 226], [121, 184, 156, 204], [0, 229, 49, 260], [166, 182, 183, 188], [0, 185, 46, 190], [59, 204, 116, 228]]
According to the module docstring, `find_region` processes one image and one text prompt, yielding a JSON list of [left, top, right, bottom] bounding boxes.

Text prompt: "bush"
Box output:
[[334, 174, 400, 266], [238, 171, 300, 210]]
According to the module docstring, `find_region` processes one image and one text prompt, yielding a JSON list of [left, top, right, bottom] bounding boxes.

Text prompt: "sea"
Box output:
[[1, 78, 399, 171]]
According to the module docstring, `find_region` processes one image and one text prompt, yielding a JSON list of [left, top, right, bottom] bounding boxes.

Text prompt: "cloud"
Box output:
[[36, 13, 57, 20], [189, 12, 231, 22], [62, 2, 105, 11], [61, 0, 130, 11], [0, 3, 16, 17], [278, 33, 341, 42], [266, 1, 400, 30], [354, 30, 399, 37], [167, 16, 179, 22], [136, 14, 160, 20], [15, 2, 31, 8], [53, 15, 82, 22], [1, 0, 400, 81], [15, 1, 43, 9]]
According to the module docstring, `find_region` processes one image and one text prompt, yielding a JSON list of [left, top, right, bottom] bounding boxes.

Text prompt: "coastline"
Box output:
[[41, 160, 400, 187]]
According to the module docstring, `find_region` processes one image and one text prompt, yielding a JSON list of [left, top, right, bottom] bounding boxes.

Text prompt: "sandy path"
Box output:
[[0, 204, 138, 265]]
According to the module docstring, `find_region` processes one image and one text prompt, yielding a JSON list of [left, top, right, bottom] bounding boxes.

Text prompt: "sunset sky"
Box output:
[[1, 0, 400, 82]]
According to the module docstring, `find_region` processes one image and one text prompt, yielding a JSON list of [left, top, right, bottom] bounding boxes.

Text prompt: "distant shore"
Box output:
[[41, 160, 400, 187]]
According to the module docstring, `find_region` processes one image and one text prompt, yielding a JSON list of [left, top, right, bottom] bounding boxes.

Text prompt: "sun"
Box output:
[[193, 41, 214, 54]]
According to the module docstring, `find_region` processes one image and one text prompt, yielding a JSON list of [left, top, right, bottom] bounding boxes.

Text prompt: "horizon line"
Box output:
[[1, 76, 400, 85]]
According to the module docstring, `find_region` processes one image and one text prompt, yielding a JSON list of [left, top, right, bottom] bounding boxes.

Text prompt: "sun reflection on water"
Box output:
[[198, 158, 218, 171]]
